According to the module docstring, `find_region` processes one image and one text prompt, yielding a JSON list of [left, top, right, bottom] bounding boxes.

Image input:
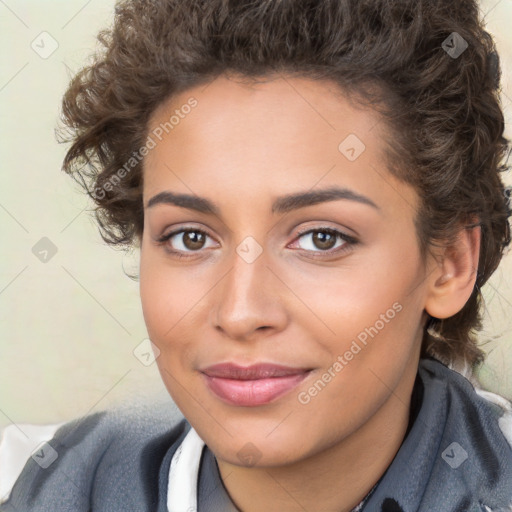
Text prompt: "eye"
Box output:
[[156, 227, 217, 255], [290, 227, 357, 255], [156, 225, 357, 258]]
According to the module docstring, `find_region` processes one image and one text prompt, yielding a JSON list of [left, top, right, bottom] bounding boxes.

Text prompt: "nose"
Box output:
[[210, 245, 289, 342]]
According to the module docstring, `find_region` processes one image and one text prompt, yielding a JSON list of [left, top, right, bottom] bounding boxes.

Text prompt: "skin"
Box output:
[[139, 74, 480, 511]]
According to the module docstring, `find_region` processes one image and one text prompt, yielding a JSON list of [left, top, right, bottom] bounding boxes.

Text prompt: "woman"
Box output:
[[1, 0, 512, 510]]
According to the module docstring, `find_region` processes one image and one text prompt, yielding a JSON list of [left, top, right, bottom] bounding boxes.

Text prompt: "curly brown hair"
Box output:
[[58, 0, 511, 369]]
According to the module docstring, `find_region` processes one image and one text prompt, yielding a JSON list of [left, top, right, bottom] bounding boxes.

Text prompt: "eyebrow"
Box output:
[[145, 186, 379, 214]]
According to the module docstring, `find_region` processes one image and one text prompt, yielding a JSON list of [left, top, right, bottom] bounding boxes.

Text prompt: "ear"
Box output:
[[424, 224, 481, 319]]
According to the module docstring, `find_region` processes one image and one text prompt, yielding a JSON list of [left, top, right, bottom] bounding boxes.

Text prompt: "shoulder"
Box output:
[[0, 395, 189, 511], [475, 387, 512, 447], [361, 358, 512, 510], [419, 357, 512, 449], [417, 358, 512, 507]]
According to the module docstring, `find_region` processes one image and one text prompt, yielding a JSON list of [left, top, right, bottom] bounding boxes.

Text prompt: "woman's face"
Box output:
[[140, 75, 431, 466]]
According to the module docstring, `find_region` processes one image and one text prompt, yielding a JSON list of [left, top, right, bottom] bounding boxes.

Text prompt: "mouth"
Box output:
[[200, 363, 313, 406]]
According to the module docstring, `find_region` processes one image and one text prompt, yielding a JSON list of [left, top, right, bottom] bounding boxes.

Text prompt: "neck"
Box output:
[[216, 358, 419, 512]]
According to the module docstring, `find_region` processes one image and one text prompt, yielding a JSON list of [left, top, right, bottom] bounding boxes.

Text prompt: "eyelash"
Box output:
[[156, 226, 358, 259]]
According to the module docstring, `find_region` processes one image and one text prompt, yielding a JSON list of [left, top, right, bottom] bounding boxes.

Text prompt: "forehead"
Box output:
[[147, 74, 381, 147], [143, 74, 417, 217]]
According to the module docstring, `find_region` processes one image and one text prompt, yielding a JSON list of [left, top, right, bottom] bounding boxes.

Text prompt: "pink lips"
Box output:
[[201, 363, 311, 406]]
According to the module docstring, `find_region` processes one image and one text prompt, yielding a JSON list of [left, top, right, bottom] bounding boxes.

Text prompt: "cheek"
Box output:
[[291, 276, 420, 373], [282, 241, 425, 389], [282, 239, 421, 336], [139, 246, 217, 373], [139, 254, 201, 401], [140, 246, 183, 346], [139, 263, 171, 340]]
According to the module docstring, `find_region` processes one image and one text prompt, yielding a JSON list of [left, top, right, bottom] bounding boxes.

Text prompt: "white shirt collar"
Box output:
[[167, 426, 205, 512]]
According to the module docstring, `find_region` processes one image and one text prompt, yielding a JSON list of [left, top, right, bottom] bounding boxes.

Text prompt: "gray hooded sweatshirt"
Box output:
[[1, 358, 511, 511]]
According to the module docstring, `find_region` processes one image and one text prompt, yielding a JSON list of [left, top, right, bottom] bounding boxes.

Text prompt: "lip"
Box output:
[[200, 363, 312, 406]]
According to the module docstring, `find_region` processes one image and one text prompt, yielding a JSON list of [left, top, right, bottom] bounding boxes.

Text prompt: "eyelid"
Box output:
[[156, 224, 215, 242]]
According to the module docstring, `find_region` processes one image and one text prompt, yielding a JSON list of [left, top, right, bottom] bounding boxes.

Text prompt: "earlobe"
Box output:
[[424, 224, 481, 320]]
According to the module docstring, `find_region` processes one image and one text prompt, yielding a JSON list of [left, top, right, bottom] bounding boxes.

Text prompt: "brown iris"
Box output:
[[182, 231, 206, 250], [311, 230, 337, 250]]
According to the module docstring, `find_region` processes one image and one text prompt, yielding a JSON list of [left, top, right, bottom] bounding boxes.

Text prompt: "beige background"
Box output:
[[0, 0, 511, 430]]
